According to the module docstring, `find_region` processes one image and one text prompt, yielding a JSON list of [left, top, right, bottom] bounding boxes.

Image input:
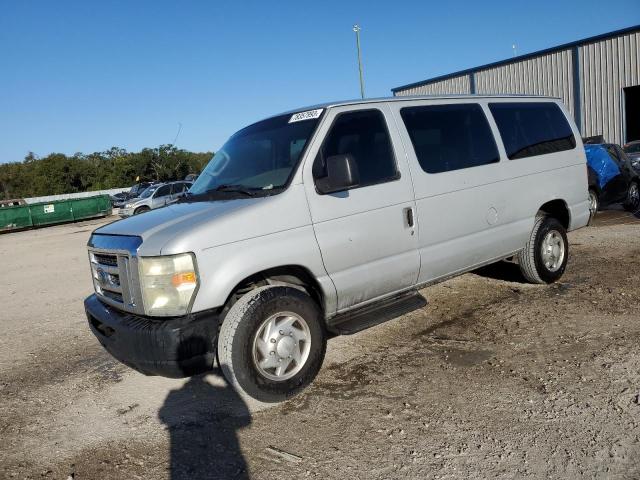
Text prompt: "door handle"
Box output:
[[404, 207, 415, 227]]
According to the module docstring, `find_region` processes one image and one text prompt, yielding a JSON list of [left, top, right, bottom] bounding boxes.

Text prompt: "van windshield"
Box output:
[[188, 112, 322, 199]]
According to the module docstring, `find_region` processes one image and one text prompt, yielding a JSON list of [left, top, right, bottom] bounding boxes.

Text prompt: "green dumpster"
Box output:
[[0, 194, 112, 232]]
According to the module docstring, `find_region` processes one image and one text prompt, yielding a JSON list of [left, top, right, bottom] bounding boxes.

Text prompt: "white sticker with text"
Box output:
[[289, 109, 323, 123], [44, 204, 55, 213]]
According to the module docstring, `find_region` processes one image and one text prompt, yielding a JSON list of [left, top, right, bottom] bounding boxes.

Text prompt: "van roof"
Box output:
[[275, 94, 557, 118]]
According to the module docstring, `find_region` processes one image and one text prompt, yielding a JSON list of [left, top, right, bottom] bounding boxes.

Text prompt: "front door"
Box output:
[[151, 184, 172, 209], [303, 105, 419, 313]]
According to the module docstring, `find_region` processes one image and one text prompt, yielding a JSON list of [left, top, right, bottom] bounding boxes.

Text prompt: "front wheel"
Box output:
[[588, 189, 599, 225], [623, 181, 640, 212], [518, 215, 569, 284], [134, 206, 150, 215], [217, 285, 326, 402]]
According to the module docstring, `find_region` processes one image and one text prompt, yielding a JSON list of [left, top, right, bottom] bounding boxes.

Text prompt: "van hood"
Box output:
[[94, 184, 311, 256]]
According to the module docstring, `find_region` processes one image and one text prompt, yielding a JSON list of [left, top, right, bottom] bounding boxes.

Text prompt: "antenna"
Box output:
[[171, 122, 183, 146], [353, 24, 365, 99]]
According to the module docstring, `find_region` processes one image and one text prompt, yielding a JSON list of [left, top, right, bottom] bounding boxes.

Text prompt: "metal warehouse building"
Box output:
[[392, 25, 640, 146]]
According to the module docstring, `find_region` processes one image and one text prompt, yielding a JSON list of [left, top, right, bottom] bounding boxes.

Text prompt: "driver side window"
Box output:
[[155, 184, 171, 198], [313, 109, 399, 189]]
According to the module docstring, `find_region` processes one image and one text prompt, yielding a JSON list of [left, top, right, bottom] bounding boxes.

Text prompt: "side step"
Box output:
[[327, 291, 427, 335]]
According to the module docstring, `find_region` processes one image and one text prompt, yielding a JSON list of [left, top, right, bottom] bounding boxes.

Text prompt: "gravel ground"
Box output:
[[1, 209, 639, 480]]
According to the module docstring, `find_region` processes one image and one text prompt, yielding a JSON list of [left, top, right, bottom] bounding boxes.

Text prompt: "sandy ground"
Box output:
[[1, 209, 640, 480]]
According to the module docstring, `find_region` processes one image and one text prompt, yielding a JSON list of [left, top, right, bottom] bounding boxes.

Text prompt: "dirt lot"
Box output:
[[1, 209, 640, 480]]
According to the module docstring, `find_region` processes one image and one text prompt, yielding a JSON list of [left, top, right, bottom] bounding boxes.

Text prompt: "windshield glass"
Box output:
[[189, 112, 322, 196], [624, 143, 640, 154], [139, 186, 157, 199]]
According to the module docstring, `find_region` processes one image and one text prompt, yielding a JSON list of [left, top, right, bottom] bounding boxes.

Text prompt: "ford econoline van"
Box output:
[[85, 95, 590, 402]]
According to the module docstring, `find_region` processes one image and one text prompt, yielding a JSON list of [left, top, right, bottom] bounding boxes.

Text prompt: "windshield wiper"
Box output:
[[210, 184, 257, 197], [178, 184, 273, 203]]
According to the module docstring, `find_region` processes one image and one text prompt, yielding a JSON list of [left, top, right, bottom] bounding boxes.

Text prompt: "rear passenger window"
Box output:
[[314, 109, 398, 188], [400, 104, 499, 174], [489, 102, 576, 160]]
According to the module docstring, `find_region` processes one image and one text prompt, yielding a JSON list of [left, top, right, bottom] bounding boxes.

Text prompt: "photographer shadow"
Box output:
[[472, 260, 529, 284], [158, 337, 251, 480]]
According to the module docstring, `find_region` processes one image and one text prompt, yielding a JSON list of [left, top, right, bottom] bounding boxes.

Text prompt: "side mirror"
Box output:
[[316, 154, 360, 194]]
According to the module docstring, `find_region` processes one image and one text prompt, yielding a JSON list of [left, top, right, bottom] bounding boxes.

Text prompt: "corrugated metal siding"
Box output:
[[394, 75, 470, 96], [474, 49, 575, 118], [579, 31, 640, 144]]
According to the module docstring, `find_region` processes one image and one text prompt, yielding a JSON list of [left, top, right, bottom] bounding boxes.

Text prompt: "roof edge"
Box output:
[[391, 24, 640, 93]]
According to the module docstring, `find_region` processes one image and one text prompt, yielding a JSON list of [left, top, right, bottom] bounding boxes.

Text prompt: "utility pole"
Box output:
[[353, 24, 365, 99]]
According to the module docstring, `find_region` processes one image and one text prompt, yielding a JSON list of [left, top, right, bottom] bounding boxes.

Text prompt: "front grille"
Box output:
[[94, 253, 118, 267], [88, 234, 143, 315], [101, 289, 124, 303], [89, 249, 140, 313]]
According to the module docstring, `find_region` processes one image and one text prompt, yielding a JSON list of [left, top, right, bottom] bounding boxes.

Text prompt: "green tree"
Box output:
[[0, 146, 213, 200]]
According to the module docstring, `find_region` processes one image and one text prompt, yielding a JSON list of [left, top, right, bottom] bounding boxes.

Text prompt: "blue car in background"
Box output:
[[585, 143, 640, 220]]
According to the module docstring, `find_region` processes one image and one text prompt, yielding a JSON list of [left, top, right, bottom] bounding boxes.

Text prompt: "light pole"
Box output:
[[353, 24, 365, 99]]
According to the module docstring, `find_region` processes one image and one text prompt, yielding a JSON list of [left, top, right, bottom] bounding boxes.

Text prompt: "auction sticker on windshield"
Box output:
[[289, 109, 323, 123]]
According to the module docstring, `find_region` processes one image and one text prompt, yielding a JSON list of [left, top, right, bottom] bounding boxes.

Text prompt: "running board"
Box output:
[[327, 291, 427, 335]]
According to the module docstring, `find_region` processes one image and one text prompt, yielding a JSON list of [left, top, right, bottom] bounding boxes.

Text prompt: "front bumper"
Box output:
[[85, 294, 218, 378], [118, 208, 133, 217]]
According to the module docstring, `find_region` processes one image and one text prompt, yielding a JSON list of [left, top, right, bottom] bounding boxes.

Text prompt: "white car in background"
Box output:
[[118, 181, 192, 217]]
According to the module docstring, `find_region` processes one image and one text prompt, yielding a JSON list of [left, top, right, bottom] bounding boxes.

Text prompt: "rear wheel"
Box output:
[[518, 215, 568, 284], [217, 285, 326, 402], [588, 189, 599, 225], [623, 181, 640, 212]]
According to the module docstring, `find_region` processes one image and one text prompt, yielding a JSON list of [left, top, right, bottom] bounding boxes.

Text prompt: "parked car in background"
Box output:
[[118, 181, 192, 217], [586, 143, 640, 218], [0, 198, 26, 208], [110, 192, 127, 205], [111, 182, 155, 208], [623, 140, 640, 164], [85, 95, 590, 402]]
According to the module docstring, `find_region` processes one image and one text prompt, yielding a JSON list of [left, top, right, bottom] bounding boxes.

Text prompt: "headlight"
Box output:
[[139, 253, 199, 316], [125, 203, 134, 208]]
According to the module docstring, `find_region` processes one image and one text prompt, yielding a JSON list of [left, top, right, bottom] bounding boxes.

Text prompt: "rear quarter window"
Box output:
[[489, 102, 576, 160]]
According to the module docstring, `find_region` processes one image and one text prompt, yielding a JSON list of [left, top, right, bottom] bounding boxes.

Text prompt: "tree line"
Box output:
[[0, 145, 213, 200]]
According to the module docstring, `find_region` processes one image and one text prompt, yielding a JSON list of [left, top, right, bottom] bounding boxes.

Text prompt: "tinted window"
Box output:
[[314, 109, 398, 188], [155, 185, 171, 197], [400, 104, 499, 174], [489, 102, 576, 160], [171, 182, 187, 194]]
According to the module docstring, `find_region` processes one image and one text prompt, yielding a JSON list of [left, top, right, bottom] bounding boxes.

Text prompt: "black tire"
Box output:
[[587, 188, 599, 226], [217, 285, 326, 403], [623, 181, 640, 212], [518, 215, 569, 284], [134, 206, 150, 215]]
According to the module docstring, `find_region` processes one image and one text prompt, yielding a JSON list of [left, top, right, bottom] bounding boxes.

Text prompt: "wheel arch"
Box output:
[[538, 199, 570, 229], [134, 205, 150, 214], [223, 265, 326, 316]]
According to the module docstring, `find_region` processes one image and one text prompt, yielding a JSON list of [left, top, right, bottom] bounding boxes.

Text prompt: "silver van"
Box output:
[[85, 95, 590, 402], [118, 181, 192, 217]]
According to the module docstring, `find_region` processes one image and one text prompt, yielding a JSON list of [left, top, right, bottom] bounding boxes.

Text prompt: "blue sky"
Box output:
[[0, 0, 638, 163]]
